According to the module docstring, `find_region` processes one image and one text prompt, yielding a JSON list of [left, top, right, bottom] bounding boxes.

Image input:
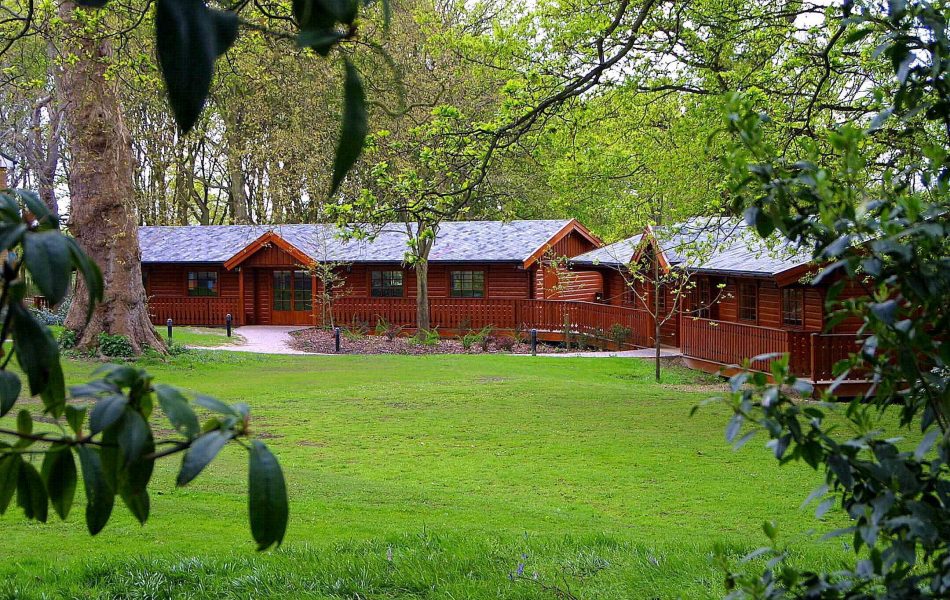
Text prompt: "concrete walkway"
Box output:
[[191, 326, 311, 355]]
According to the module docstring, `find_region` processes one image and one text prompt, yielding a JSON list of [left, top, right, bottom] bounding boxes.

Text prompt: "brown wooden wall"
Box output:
[[549, 230, 599, 258], [144, 263, 240, 299], [684, 274, 824, 332], [337, 262, 533, 299]]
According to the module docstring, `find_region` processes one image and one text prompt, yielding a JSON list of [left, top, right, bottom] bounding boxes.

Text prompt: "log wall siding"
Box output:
[[533, 267, 604, 301], [337, 263, 532, 299], [547, 230, 599, 260]]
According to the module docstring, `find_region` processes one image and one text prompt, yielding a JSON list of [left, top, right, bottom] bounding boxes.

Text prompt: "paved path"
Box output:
[[191, 326, 311, 355]]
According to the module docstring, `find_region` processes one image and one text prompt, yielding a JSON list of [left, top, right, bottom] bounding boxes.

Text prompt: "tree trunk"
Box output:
[[654, 258, 661, 383], [416, 260, 430, 331], [223, 110, 249, 224], [59, 0, 163, 353]]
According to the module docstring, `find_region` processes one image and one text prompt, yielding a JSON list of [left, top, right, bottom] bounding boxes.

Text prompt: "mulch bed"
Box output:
[[288, 328, 571, 355]]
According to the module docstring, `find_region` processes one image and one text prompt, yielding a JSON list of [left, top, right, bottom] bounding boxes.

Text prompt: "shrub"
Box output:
[[609, 324, 631, 349], [98, 332, 135, 357], [374, 316, 404, 341], [342, 327, 364, 342], [58, 328, 78, 349], [479, 327, 495, 352], [415, 328, 441, 347], [496, 336, 516, 352], [29, 295, 71, 327], [460, 325, 492, 351]]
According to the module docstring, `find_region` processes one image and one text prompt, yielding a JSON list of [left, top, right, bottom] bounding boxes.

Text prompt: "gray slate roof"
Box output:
[[138, 220, 573, 265], [570, 234, 642, 266], [572, 218, 813, 277]]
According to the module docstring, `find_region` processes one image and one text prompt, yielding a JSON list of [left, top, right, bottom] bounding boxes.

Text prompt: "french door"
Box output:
[[271, 269, 314, 325]]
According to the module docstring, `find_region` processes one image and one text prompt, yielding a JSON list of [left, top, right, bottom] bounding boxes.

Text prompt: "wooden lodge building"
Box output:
[[137, 218, 866, 389], [568, 219, 866, 390]]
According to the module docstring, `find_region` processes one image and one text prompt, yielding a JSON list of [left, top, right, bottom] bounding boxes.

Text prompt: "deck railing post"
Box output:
[[530, 328, 537, 356], [166, 318, 173, 341], [226, 313, 232, 337]]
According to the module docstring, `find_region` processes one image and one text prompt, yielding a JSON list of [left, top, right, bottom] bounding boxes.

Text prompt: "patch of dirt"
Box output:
[[296, 440, 327, 447], [288, 328, 568, 356]]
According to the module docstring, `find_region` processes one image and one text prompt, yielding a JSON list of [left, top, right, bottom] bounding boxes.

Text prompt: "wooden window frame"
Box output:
[[738, 281, 758, 323], [293, 270, 312, 311], [696, 278, 712, 319], [782, 287, 805, 328], [370, 270, 404, 298], [273, 270, 292, 311], [450, 270, 485, 298], [187, 270, 218, 297]]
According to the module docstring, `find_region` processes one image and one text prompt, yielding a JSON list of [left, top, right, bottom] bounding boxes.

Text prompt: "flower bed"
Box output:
[[287, 328, 568, 355]]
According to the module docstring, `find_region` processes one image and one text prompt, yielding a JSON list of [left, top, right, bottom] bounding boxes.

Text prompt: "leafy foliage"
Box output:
[[0, 188, 287, 548], [71, 0, 379, 192], [97, 333, 135, 358], [708, 1, 950, 596]]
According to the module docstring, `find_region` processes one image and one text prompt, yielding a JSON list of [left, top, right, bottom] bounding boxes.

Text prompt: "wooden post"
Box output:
[[237, 267, 245, 326]]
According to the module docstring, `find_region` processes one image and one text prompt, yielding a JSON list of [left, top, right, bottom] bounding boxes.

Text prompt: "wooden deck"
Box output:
[[680, 317, 866, 389]]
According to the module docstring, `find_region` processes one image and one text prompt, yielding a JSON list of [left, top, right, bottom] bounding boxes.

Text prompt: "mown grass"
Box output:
[[163, 326, 243, 347], [0, 351, 854, 599]]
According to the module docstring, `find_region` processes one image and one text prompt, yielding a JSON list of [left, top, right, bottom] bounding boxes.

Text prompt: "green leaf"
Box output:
[[16, 461, 48, 522], [89, 394, 129, 435], [16, 408, 32, 437], [0, 454, 21, 514], [11, 303, 65, 416], [118, 427, 154, 524], [65, 404, 87, 436], [297, 28, 345, 56], [74, 0, 110, 7], [156, 385, 200, 438], [23, 231, 71, 306], [155, 0, 239, 133], [0, 371, 21, 418], [177, 430, 232, 486], [116, 409, 150, 466], [77, 445, 115, 535], [42, 445, 77, 520], [193, 394, 239, 416], [16, 190, 55, 228], [248, 440, 288, 550], [329, 59, 368, 196], [0, 223, 27, 251]]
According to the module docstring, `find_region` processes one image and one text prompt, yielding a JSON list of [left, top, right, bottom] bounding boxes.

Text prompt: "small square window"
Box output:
[[187, 271, 218, 297], [450, 271, 484, 298], [371, 271, 404, 297]]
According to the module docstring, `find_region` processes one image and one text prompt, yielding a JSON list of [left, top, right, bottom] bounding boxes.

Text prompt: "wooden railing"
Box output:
[[331, 297, 653, 347], [681, 317, 793, 373], [148, 296, 239, 327], [681, 318, 869, 383], [810, 333, 865, 382]]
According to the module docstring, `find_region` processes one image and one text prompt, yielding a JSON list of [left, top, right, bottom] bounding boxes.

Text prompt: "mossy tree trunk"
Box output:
[[59, 0, 163, 353]]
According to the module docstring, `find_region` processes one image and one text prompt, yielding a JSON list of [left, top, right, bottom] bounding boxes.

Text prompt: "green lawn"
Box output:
[[0, 351, 853, 599], [47, 325, 242, 348], [164, 326, 244, 347]]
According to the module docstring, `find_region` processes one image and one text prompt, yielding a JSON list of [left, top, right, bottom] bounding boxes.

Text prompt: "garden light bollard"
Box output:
[[226, 313, 232, 337], [530, 329, 537, 356], [334, 327, 341, 353], [166, 318, 173, 341]]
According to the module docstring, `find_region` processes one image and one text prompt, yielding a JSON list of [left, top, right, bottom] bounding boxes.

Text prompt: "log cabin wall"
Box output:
[[338, 263, 533, 299], [548, 229, 599, 258]]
